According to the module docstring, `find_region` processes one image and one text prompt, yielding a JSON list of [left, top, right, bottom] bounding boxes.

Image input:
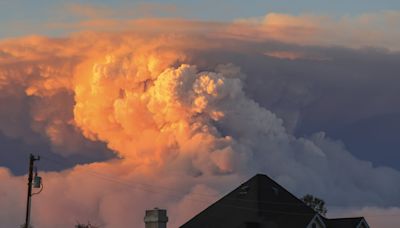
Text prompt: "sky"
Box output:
[[1, 1, 400, 228], [1, 0, 400, 38]]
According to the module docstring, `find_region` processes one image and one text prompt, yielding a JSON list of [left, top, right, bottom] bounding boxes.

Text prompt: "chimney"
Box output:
[[144, 208, 168, 228]]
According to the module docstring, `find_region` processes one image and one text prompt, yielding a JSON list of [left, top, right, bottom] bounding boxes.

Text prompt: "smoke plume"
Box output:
[[0, 22, 399, 228]]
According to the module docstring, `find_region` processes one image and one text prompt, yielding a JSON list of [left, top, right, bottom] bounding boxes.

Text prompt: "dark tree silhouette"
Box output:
[[301, 194, 327, 215]]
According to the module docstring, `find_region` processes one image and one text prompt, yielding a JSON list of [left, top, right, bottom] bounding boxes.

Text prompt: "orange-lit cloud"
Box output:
[[0, 32, 245, 227], [1, 17, 400, 228]]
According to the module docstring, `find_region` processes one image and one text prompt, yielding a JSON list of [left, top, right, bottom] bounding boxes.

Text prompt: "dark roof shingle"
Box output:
[[324, 217, 364, 228], [180, 174, 316, 228]]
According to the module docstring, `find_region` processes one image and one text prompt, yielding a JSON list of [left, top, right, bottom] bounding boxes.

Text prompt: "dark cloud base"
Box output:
[[0, 132, 115, 175]]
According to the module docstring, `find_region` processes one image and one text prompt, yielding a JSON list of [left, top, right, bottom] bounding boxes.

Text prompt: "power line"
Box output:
[[37, 155, 400, 218], [10, 150, 400, 218], [39, 154, 316, 206], [39, 155, 218, 200]]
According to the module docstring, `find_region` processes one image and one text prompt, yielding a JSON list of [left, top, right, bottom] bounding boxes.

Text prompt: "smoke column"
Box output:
[[0, 30, 399, 228]]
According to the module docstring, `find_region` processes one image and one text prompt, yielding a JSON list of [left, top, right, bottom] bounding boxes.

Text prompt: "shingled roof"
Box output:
[[180, 174, 369, 228], [324, 217, 366, 228], [180, 174, 316, 228]]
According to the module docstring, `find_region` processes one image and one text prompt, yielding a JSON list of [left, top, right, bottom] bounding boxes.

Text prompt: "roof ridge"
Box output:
[[253, 173, 316, 208], [180, 173, 338, 228], [327, 217, 364, 220]]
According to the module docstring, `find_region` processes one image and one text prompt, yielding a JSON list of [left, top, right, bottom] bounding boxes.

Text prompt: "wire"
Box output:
[[39, 154, 313, 206], [38, 154, 293, 203], [14, 151, 400, 218], [38, 155, 400, 218], [14, 150, 295, 205], [39, 155, 217, 201], [31, 183, 43, 196]]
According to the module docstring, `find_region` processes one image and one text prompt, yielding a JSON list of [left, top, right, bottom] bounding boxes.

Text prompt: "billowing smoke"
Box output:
[[0, 25, 399, 228]]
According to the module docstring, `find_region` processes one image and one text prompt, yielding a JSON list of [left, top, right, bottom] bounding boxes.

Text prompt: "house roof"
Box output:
[[324, 217, 365, 228], [180, 174, 317, 228]]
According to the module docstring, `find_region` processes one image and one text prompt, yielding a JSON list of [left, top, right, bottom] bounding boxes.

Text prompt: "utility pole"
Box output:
[[24, 154, 41, 228]]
